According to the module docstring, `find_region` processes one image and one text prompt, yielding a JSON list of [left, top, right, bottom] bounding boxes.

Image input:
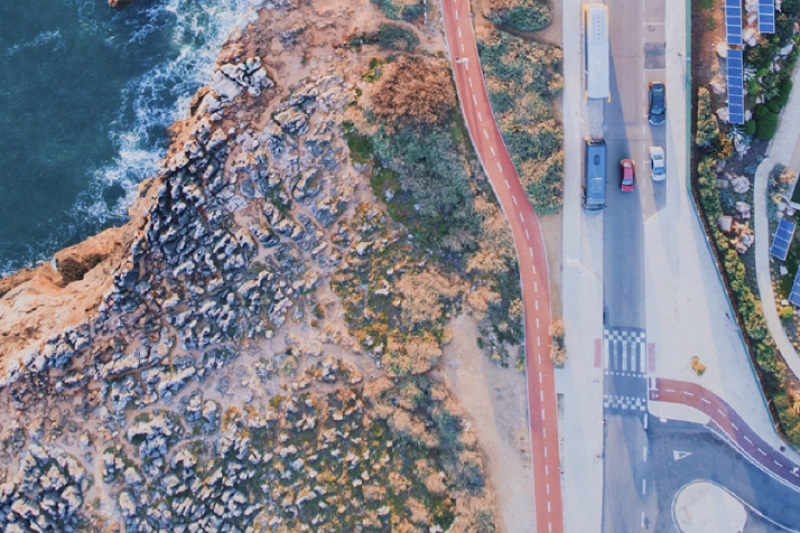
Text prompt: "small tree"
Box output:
[[696, 87, 720, 146]]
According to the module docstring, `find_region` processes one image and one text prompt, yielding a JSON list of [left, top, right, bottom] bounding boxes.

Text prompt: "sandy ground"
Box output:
[[440, 314, 537, 533]]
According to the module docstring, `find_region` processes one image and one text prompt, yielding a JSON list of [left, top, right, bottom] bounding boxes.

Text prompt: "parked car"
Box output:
[[649, 82, 666, 125], [584, 138, 606, 210], [649, 146, 666, 181], [620, 159, 635, 192]]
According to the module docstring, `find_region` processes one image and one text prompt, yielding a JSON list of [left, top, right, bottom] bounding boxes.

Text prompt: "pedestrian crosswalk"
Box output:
[[603, 327, 648, 415], [604, 328, 647, 377]]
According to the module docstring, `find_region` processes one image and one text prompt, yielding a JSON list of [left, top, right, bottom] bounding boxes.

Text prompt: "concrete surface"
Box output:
[[673, 481, 747, 533]]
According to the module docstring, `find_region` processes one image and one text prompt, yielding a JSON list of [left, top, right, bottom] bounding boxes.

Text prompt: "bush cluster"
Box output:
[[485, 0, 552, 31]]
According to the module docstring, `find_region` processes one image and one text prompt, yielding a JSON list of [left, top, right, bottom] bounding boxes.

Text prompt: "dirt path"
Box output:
[[441, 315, 537, 533]]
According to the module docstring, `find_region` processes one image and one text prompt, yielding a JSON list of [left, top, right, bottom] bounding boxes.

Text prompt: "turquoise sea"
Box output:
[[0, 0, 255, 274]]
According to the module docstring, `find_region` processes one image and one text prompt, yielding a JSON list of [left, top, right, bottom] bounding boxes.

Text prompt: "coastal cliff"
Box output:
[[0, 0, 509, 531]]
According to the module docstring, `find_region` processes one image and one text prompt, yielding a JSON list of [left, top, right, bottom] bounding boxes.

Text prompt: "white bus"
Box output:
[[583, 3, 610, 101]]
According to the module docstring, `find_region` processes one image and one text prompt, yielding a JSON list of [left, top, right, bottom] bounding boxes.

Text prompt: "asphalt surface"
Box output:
[[440, 2, 564, 532], [600, 0, 667, 531], [647, 417, 800, 533]]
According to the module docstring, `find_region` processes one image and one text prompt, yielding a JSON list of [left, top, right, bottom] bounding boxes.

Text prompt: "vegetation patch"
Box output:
[[478, 30, 564, 213], [485, 0, 552, 32]]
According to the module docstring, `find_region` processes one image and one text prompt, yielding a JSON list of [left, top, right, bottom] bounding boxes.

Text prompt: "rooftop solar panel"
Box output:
[[770, 218, 796, 261], [789, 269, 800, 307], [759, 0, 776, 33], [727, 48, 745, 124]]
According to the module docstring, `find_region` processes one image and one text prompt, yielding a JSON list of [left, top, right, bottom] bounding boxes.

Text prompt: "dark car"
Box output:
[[649, 82, 666, 125], [620, 159, 635, 192]]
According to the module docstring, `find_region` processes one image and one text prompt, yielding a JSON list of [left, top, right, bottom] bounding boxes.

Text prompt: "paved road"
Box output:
[[650, 378, 800, 490], [600, 0, 667, 531], [647, 417, 800, 532], [440, 1, 563, 532]]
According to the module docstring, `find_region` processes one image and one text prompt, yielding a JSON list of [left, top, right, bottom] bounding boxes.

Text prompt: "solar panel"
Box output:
[[770, 218, 796, 260], [789, 268, 800, 307], [726, 0, 743, 45], [727, 49, 745, 124], [758, 0, 775, 33]]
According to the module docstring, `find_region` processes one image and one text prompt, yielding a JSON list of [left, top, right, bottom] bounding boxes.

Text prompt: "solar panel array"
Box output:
[[725, 0, 743, 45], [758, 0, 775, 34], [727, 48, 745, 124], [770, 218, 796, 261], [789, 268, 800, 307]]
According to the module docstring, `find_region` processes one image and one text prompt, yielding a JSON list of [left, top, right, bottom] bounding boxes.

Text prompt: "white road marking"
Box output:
[[490, 146, 495, 155], [547, 502, 551, 513], [472, 94, 477, 105], [525, 229, 530, 239], [682, 391, 694, 396], [536, 317, 540, 328], [642, 479, 647, 495], [701, 397, 711, 404], [538, 352, 541, 364], [717, 408, 726, 417], [534, 282, 538, 293], [483, 129, 489, 139], [643, 446, 647, 462], [543, 427, 546, 438], [460, 43, 465, 53], [533, 264, 536, 274], [545, 465, 549, 476], [540, 391, 544, 401], [666, 388, 676, 393], [758, 448, 767, 456], [512, 195, 518, 205], [529, 247, 534, 257], [541, 409, 545, 420], [731, 422, 739, 431], [548, 523, 552, 533], [505, 179, 510, 188], [496, 162, 503, 172], [457, 27, 462, 37], [477, 112, 483, 121], [539, 372, 543, 383], [775, 460, 783, 467], [519, 212, 525, 222], [468, 77, 473, 88], [544, 447, 548, 457], [535, 300, 539, 311], [455, 9, 458, 19], [744, 436, 753, 444], [546, 483, 550, 495], [537, 336, 541, 346]]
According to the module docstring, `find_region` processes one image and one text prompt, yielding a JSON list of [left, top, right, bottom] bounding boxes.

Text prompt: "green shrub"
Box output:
[[754, 104, 770, 120], [744, 119, 757, 136], [696, 87, 720, 146], [777, 78, 794, 106], [748, 78, 762, 95], [767, 98, 783, 114], [377, 23, 419, 52], [501, 5, 552, 31], [755, 111, 780, 140], [779, 305, 795, 320]]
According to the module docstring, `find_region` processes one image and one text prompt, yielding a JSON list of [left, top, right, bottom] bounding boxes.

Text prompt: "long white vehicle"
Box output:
[[583, 3, 610, 101]]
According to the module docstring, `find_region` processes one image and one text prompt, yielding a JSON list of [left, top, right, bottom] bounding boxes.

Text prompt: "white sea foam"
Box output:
[[4, 30, 67, 58], [76, 0, 264, 226]]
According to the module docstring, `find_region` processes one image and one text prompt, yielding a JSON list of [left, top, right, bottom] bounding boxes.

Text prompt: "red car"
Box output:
[[620, 159, 635, 192]]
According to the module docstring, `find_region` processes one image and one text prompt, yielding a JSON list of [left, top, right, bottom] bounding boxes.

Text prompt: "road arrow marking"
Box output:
[[673, 450, 692, 461]]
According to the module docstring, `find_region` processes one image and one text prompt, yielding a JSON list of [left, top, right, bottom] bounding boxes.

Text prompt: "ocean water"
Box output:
[[0, 0, 258, 274]]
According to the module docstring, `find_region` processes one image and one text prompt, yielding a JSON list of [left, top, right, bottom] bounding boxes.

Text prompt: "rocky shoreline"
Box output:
[[0, 1, 503, 531]]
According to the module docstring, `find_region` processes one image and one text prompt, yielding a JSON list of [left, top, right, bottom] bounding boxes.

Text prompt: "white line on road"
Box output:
[[539, 372, 543, 383], [535, 300, 539, 311], [732, 422, 739, 431], [701, 398, 711, 404], [541, 409, 545, 420], [538, 352, 541, 364], [544, 446, 547, 457], [548, 523, 552, 533], [546, 483, 550, 495], [545, 465, 549, 476], [533, 264, 536, 274], [457, 27, 462, 37], [537, 336, 541, 346], [642, 479, 647, 495], [536, 317, 540, 328], [717, 408, 726, 417], [775, 460, 783, 467], [529, 247, 534, 257], [758, 448, 767, 456], [543, 427, 546, 438], [534, 282, 538, 293], [483, 129, 489, 139], [641, 513, 645, 528], [682, 391, 694, 396], [468, 77, 473, 88], [547, 502, 551, 513], [477, 112, 482, 122], [643, 446, 647, 462], [519, 212, 525, 222], [455, 9, 458, 19], [504, 179, 510, 188], [744, 436, 753, 444], [490, 146, 495, 155], [472, 94, 477, 105], [512, 195, 518, 205], [497, 162, 503, 172], [666, 388, 676, 393], [525, 229, 530, 239], [540, 391, 544, 401], [460, 43, 465, 53]]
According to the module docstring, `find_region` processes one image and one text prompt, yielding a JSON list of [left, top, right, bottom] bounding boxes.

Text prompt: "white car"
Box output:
[[649, 146, 666, 181]]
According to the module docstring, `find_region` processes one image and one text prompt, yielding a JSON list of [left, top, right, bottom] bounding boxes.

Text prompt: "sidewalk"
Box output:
[[556, 1, 605, 533], [753, 61, 800, 381]]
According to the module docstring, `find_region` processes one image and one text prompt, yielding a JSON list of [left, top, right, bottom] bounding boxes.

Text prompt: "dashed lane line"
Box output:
[[477, 112, 483, 121], [539, 372, 543, 383], [732, 422, 739, 431], [512, 195, 518, 205], [472, 94, 477, 105], [534, 281, 538, 293], [546, 483, 550, 495], [536, 317, 540, 328], [505, 179, 510, 188], [497, 162, 503, 172], [744, 436, 753, 444], [490, 146, 495, 155], [457, 27, 462, 37], [468, 77, 473, 88], [483, 129, 489, 139], [455, 9, 458, 19], [525, 229, 530, 239], [543, 427, 546, 438], [537, 336, 541, 346], [682, 391, 694, 396], [758, 448, 767, 456], [535, 300, 539, 311], [701, 398, 711, 404], [542, 409, 546, 420], [717, 408, 727, 417], [460, 43, 465, 53], [666, 388, 676, 393], [520, 212, 525, 222], [529, 247, 534, 257]]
